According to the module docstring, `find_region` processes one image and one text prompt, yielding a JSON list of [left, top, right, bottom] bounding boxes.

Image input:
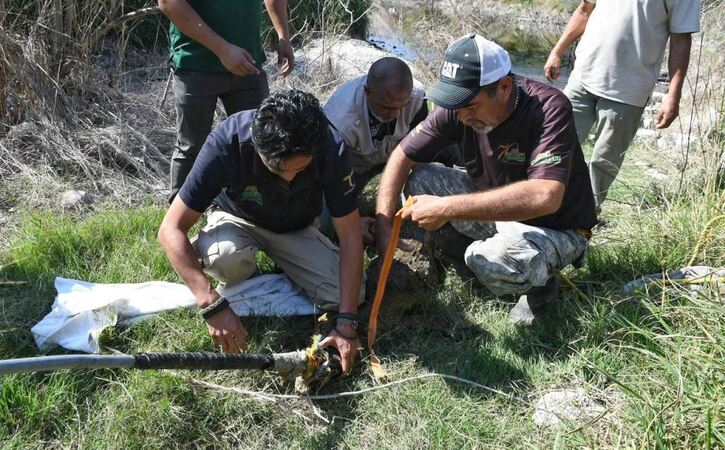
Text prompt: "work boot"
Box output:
[[508, 277, 560, 326]]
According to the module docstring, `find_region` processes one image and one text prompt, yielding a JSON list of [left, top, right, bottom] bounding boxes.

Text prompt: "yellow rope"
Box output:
[[301, 335, 323, 383], [555, 271, 591, 303], [687, 214, 725, 266]]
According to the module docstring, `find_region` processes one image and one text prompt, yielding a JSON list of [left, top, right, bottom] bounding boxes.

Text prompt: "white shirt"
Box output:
[[574, 0, 700, 107]]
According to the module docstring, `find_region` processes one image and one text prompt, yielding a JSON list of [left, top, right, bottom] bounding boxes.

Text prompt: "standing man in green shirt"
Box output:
[[159, 0, 294, 199]]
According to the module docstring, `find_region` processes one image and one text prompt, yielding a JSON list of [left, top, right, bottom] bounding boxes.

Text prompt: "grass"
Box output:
[[1, 1, 724, 443], [0, 137, 723, 448]]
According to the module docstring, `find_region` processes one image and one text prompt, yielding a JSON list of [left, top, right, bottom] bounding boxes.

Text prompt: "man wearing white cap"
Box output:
[[375, 34, 597, 325]]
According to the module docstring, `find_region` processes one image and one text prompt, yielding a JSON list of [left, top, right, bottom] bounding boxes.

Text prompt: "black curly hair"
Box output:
[[251, 90, 328, 171]]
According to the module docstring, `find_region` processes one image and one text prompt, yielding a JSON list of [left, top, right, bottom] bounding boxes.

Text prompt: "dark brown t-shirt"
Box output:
[[401, 76, 597, 231]]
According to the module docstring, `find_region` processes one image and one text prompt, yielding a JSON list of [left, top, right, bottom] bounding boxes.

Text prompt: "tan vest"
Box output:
[[324, 75, 425, 174]]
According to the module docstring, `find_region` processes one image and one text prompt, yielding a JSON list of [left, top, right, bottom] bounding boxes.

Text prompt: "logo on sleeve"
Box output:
[[240, 186, 263, 205], [342, 172, 355, 195], [497, 143, 526, 164], [530, 150, 562, 167]]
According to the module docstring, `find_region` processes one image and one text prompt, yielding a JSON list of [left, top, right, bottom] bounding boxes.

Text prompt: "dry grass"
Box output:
[[0, 1, 370, 221], [0, 2, 175, 218]]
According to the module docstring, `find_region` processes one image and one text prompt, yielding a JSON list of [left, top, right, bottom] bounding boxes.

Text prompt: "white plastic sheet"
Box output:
[[31, 275, 318, 353]]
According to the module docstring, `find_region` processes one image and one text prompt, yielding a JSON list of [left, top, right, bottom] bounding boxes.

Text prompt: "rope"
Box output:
[[192, 372, 513, 401], [192, 375, 610, 434], [555, 271, 591, 303], [557, 208, 725, 298]]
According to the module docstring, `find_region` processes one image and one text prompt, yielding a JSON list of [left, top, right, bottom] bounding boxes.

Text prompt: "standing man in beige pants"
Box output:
[[158, 90, 364, 373], [545, 0, 700, 209]]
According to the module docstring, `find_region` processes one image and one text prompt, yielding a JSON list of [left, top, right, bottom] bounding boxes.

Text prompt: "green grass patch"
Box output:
[[0, 178, 723, 447]]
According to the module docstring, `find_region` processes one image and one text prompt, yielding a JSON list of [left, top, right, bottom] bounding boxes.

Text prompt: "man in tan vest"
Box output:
[[325, 57, 460, 243]]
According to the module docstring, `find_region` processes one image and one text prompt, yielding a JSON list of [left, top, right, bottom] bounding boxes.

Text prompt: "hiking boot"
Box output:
[[508, 277, 560, 326]]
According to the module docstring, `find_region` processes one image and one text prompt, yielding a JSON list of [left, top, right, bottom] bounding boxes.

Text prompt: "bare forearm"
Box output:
[[158, 0, 227, 56], [666, 34, 692, 102], [265, 0, 290, 41], [552, 1, 593, 56], [159, 227, 216, 307], [337, 239, 363, 315], [375, 148, 416, 223], [442, 180, 563, 222]]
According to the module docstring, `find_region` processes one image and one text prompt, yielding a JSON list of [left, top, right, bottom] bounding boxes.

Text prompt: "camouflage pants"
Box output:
[[405, 163, 589, 296]]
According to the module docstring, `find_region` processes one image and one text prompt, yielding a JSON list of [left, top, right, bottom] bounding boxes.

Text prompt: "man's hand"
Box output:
[[544, 51, 562, 82], [320, 323, 358, 374], [277, 38, 295, 76], [400, 195, 449, 231], [218, 43, 260, 76], [205, 307, 249, 353], [545, 1, 594, 82], [360, 216, 375, 245], [655, 95, 679, 129]]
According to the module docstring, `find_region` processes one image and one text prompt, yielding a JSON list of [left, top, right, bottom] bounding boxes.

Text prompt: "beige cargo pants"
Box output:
[[564, 75, 646, 209], [193, 210, 363, 310]]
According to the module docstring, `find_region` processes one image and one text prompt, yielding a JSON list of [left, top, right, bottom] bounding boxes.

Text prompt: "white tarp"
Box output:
[[31, 275, 318, 353]]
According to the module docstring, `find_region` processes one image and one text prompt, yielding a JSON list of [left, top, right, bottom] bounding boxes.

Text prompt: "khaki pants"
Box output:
[[564, 75, 646, 209], [193, 210, 363, 310]]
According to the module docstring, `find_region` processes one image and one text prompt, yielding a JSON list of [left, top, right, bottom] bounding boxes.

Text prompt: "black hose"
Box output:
[[134, 352, 275, 370]]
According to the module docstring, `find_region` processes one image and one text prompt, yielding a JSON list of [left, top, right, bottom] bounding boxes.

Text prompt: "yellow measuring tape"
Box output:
[[367, 196, 415, 379]]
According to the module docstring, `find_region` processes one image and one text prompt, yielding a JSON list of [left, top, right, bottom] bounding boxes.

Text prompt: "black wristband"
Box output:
[[200, 297, 230, 320], [335, 312, 359, 328], [336, 312, 359, 321], [333, 326, 358, 340]]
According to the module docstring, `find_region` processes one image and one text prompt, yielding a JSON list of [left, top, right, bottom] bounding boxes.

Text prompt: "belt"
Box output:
[[575, 228, 592, 240]]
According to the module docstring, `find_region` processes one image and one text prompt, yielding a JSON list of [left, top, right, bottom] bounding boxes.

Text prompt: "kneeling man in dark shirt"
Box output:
[[158, 90, 364, 372], [375, 35, 597, 326]]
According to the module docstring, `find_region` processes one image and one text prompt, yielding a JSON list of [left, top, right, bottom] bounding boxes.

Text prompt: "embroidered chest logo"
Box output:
[[497, 143, 526, 164], [441, 61, 461, 79], [530, 150, 562, 167], [240, 186, 263, 205]]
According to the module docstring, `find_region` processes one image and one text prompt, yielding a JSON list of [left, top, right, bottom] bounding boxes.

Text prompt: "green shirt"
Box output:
[[169, 0, 266, 73]]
